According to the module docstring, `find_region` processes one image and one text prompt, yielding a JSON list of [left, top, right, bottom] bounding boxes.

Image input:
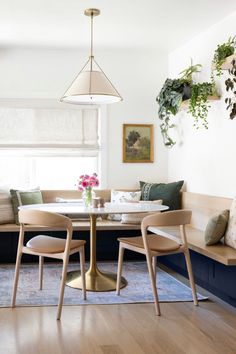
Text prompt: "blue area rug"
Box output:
[[0, 262, 206, 307]]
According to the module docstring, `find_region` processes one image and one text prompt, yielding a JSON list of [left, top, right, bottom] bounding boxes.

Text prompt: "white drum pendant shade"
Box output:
[[61, 71, 122, 104]]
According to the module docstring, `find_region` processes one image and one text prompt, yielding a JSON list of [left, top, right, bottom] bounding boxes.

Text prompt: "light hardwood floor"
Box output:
[[1, 299, 236, 353], [0, 273, 236, 354]]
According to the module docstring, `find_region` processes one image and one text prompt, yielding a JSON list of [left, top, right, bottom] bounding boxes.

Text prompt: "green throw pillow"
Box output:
[[204, 209, 229, 246], [10, 189, 43, 224], [139, 180, 184, 210]]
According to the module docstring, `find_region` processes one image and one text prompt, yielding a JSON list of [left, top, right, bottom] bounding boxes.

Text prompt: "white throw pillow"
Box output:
[[108, 190, 142, 221], [225, 197, 236, 249], [121, 200, 163, 224], [0, 189, 15, 224]]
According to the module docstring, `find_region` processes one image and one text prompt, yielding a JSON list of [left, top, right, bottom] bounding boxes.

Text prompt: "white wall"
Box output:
[[168, 11, 236, 198], [0, 47, 168, 189]]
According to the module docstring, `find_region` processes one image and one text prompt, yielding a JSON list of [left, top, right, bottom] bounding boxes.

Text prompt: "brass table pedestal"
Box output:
[[66, 268, 127, 292], [66, 214, 127, 292]]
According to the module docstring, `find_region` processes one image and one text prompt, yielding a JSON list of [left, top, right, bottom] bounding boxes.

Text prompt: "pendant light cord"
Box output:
[[89, 12, 94, 97], [90, 12, 94, 72], [90, 12, 93, 58]]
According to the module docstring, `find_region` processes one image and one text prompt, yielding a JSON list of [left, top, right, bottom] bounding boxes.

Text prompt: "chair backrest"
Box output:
[[141, 210, 192, 230], [18, 209, 72, 230], [141, 210, 192, 247]]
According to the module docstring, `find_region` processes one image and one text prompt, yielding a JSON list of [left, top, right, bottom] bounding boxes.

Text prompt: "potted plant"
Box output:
[[156, 62, 201, 147], [212, 36, 235, 77], [225, 58, 236, 119]]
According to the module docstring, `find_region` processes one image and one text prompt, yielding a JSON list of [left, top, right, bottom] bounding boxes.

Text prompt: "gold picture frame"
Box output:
[[123, 124, 154, 163]]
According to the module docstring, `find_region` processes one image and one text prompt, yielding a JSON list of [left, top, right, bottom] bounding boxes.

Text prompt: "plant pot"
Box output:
[[182, 83, 192, 101]]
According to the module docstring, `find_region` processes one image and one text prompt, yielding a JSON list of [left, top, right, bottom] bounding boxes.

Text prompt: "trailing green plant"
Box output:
[[188, 82, 214, 129], [212, 36, 235, 77], [156, 78, 186, 147], [225, 58, 236, 119]]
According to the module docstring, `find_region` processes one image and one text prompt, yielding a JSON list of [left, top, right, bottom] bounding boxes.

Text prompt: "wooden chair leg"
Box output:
[[152, 256, 157, 279], [116, 243, 125, 295], [80, 247, 86, 300], [39, 256, 44, 290], [146, 252, 161, 316], [11, 251, 22, 307], [184, 250, 198, 306], [57, 258, 69, 320]]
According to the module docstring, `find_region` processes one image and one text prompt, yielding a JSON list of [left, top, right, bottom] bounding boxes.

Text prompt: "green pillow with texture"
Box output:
[[204, 209, 229, 246], [10, 189, 43, 224], [139, 180, 184, 210]]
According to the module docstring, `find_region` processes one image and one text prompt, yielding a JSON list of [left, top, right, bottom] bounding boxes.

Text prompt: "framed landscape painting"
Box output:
[[123, 124, 154, 163]]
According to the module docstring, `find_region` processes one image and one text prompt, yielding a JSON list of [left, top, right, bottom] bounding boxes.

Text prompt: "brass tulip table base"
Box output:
[[65, 214, 127, 292], [66, 268, 127, 292]]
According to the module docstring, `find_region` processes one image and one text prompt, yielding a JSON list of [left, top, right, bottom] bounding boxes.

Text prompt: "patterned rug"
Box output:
[[0, 262, 207, 307]]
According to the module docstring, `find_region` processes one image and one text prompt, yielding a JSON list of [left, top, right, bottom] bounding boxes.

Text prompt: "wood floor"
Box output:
[[0, 297, 236, 354]]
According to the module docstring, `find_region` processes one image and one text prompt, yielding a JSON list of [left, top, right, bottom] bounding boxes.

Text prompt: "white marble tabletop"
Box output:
[[20, 202, 169, 215]]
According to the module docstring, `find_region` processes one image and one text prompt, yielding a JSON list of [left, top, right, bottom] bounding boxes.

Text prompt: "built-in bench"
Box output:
[[150, 192, 236, 266], [183, 191, 235, 265], [157, 192, 236, 307]]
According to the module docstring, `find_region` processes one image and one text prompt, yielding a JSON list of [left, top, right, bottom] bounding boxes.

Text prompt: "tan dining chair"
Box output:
[[116, 210, 198, 316], [11, 209, 86, 320]]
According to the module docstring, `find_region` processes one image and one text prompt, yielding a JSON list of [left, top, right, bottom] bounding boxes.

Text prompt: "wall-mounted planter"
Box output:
[[221, 54, 236, 70], [212, 53, 236, 71], [180, 95, 220, 110]]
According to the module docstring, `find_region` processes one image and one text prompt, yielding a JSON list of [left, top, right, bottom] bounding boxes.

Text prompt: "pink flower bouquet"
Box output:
[[77, 173, 99, 191], [77, 173, 99, 207]]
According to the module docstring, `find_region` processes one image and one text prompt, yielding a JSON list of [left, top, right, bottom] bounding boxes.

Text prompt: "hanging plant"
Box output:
[[188, 82, 215, 129], [156, 62, 201, 147], [212, 36, 235, 77], [225, 58, 236, 119]]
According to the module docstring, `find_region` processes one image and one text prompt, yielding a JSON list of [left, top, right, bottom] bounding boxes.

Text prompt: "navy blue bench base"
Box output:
[[159, 251, 236, 308], [0, 230, 144, 264]]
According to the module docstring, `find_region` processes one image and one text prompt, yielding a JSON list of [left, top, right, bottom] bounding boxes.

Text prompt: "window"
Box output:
[[0, 106, 104, 189]]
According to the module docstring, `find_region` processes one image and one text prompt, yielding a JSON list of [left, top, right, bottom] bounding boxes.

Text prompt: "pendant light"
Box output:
[[60, 8, 122, 105]]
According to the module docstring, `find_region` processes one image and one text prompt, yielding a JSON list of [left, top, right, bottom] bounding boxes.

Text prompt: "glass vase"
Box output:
[[82, 188, 94, 207]]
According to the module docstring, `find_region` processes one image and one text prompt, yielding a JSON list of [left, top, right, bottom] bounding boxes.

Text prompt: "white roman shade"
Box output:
[[0, 108, 99, 151]]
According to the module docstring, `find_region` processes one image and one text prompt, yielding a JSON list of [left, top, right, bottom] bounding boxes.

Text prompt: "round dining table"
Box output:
[[20, 202, 169, 292]]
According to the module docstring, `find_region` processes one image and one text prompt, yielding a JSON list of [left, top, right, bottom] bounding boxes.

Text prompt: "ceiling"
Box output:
[[1, 0, 236, 51]]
